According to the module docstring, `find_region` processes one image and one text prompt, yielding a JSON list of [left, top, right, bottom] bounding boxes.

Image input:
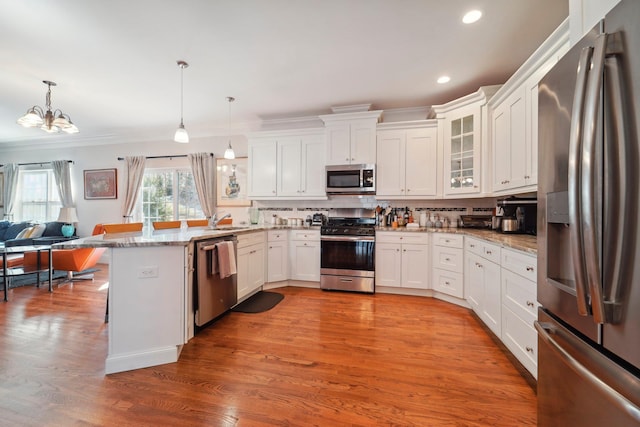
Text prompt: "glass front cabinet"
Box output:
[[436, 86, 500, 197]]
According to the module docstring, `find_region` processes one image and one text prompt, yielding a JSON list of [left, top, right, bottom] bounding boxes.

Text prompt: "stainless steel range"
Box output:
[[320, 217, 375, 293]]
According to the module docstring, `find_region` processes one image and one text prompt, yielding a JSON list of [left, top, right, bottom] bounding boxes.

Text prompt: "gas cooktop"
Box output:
[[321, 217, 376, 236]]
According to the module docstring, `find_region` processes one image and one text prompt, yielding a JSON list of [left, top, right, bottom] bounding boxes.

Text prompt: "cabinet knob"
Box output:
[[470, 244, 475, 248], [526, 300, 535, 307], [524, 175, 530, 179], [445, 239, 450, 243], [407, 189, 410, 192], [272, 190, 276, 194], [403, 249, 406, 252], [269, 246, 273, 249], [486, 250, 492, 255], [396, 249, 400, 252], [526, 266, 534, 272], [351, 158, 355, 161], [444, 281, 450, 285], [525, 346, 534, 353], [346, 158, 350, 161], [445, 257, 450, 261]]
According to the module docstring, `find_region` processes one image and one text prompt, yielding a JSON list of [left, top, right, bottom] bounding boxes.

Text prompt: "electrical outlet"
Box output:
[[138, 266, 159, 278]]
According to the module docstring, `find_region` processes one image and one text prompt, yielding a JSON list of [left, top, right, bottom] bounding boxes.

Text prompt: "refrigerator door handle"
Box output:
[[603, 31, 630, 324], [535, 320, 640, 421], [581, 34, 608, 324], [568, 45, 594, 316]]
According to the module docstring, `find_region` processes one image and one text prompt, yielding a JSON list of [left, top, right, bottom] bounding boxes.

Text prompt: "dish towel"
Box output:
[[216, 241, 237, 279]]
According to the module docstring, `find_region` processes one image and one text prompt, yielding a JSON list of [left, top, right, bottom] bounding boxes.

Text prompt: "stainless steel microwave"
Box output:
[[325, 164, 375, 195]]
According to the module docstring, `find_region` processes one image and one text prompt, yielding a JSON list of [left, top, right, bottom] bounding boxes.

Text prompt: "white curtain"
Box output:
[[3, 163, 19, 221], [51, 160, 74, 208], [188, 152, 215, 220], [121, 156, 146, 223]]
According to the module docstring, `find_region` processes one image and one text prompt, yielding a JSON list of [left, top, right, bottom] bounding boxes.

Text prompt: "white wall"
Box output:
[[0, 134, 248, 237]]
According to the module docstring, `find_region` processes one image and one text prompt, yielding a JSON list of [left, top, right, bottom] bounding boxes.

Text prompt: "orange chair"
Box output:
[[217, 217, 233, 225], [186, 219, 208, 227], [152, 220, 181, 230], [0, 254, 25, 269], [24, 224, 106, 284], [102, 222, 143, 233]]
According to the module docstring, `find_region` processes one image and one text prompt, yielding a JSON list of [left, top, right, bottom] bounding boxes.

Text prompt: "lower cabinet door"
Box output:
[[267, 241, 288, 282], [401, 244, 429, 289], [375, 242, 401, 287], [290, 241, 320, 281]]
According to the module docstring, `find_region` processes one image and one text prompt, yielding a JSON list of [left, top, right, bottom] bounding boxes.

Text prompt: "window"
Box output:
[[16, 169, 61, 222], [138, 168, 203, 229]]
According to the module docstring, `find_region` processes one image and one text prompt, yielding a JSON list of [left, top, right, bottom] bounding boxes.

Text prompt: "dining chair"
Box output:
[[152, 220, 181, 230], [186, 219, 208, 227], [102, 222, 144, 233]]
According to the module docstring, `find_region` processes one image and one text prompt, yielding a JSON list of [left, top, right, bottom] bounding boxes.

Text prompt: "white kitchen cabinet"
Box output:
[[501, 247, 539, 378], [277, 135, 325, 197], [376, 121, 438, 198], [431, 233, 464, 298], [247, 139, 277, 197], [464, 237, 502, 337], [289, 230, 320, 281], [376, 232, 430, 289], [489, 20, 570, 195], [433, 86, 500, 197], [236, 231, 266, 300], [266, 230, 288, 283], [319, 111, 382, 165], [491, 86, 527, 192], [248, 129, 326, 200]]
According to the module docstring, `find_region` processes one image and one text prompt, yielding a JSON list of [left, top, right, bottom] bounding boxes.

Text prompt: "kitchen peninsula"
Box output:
[[56, 226, 245, 374]]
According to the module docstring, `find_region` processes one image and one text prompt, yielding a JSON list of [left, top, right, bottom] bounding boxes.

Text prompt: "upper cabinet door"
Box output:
[[325, 124, 352, 165], [405, 127, 438, 197], [301, 136, 326, 196], [277, 138, 303, 197], [248, 139, 277, 197], [376, 130, 405, 196], [350, 119, 377, 164], [443, 103, 482, 196]]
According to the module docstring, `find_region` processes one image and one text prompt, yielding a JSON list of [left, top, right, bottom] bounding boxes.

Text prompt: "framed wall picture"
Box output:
[[84, 168, 117, 200], [216, 157, 250, 207]]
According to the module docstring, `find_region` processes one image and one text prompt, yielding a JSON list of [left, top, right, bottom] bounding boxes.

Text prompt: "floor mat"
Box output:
[[231, 291, 284, 313]]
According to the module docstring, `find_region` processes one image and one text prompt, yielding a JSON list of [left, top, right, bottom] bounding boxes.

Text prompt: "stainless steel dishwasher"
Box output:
[[195, 236, 237, 326]]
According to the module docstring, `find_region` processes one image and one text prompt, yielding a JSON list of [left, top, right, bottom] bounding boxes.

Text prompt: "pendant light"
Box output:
[[174, 60, 189, 143], [224, 96, 236, 159]]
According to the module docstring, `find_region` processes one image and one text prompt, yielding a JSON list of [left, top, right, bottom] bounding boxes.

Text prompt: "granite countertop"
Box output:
[[376, 226, 537, 254], [55, 224, 536, 254]]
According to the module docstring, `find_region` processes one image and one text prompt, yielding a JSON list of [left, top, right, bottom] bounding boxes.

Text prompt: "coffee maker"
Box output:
[[497, 196, 537, 235]]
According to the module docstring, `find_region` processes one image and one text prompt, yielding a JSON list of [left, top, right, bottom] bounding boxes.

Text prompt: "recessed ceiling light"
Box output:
[[437, 76, 451, 84], [462, 10, 482, 24]]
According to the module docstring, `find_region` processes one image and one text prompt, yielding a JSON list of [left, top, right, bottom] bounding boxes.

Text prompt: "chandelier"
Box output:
[[17, 80, 79, 134]]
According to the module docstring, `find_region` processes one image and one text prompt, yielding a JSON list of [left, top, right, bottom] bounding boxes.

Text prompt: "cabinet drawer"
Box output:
[[267, 230, 288, 242], [432, 268, 463, 298], [502, 268, 538, 325], [465, 237, 501, 264], [237, 231, 265, 248], [376, 231, 429, 245], [432, 245, 463, 273], [290, 230, 320, 241], [501, 247, 536, 281], [501, 306, 538, 378], [432, 233, 463, 249]]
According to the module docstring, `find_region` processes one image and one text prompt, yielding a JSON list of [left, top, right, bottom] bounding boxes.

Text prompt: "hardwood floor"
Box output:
[[0, 265, 536, 426]]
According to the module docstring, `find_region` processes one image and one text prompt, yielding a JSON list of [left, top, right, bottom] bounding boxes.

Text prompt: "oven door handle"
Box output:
[[320, 235, 375, 242]]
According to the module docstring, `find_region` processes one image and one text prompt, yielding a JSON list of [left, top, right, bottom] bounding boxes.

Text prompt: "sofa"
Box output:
[[0, 221, 73, 247]]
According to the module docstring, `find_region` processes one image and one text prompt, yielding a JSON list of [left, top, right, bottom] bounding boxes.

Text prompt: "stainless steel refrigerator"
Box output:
[[537, 0, 640, 425]]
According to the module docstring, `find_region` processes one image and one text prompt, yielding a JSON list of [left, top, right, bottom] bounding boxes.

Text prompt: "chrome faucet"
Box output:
[[210, 212, 232, 227]]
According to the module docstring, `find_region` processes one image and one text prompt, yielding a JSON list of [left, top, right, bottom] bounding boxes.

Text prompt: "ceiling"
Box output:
[[0, 0, 568, 148]]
